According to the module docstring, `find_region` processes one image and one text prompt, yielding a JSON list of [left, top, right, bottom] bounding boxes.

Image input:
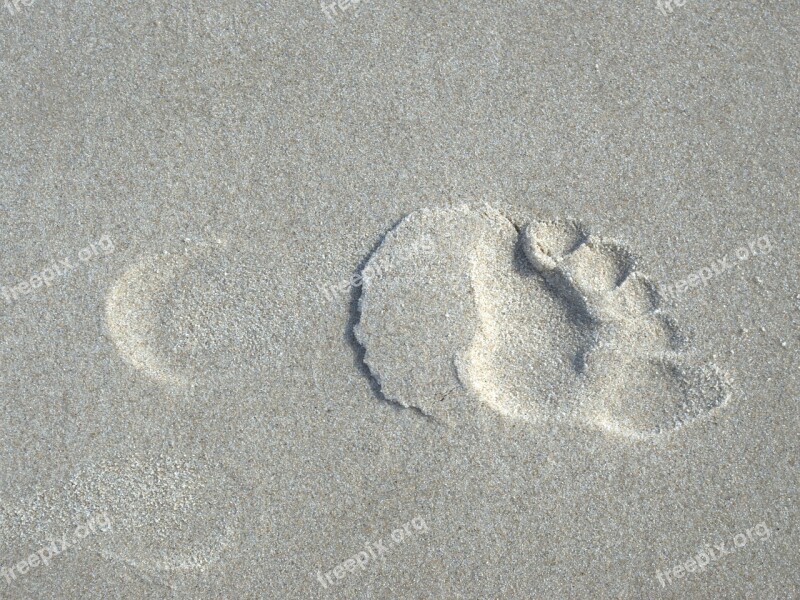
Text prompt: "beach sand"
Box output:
[[0, 0, 797, 598]]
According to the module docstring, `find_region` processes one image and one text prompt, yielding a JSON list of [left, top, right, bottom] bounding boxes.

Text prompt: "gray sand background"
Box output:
[[1, 0, 798, 598]]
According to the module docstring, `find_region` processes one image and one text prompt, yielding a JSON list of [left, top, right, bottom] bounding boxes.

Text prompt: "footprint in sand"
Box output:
[[354, 204, 732, 438], [105, 240, 287, 389], [68, 454, 240, 573], [0, 454, 239, 576]]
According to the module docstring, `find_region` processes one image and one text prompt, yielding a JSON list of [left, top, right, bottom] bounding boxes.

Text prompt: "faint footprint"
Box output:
[[106, 240, 286, 389], [354, 204, 731, 438], [0, 453, 240, 576], [68, 453, 240, 574]]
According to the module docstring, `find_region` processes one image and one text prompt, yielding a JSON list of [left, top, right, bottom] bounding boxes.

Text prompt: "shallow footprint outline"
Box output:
[[0, 453, 241, 577], [105, 239, 290, 390], [354, 205, 732, 439]]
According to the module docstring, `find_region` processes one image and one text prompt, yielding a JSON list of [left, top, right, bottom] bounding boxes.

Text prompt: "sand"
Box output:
[[0, 0, 797, 598]]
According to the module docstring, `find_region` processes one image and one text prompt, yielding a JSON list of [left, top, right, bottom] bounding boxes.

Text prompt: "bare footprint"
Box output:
[[105, 240, 286, 389], [0, 453, 240, 578], [354, 205, 732, 438], [67, 453, 241, 574]]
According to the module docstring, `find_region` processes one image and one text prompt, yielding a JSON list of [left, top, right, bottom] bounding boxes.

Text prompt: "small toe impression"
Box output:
[[522, 220, 587, 272], [568, 240, 635, 296]]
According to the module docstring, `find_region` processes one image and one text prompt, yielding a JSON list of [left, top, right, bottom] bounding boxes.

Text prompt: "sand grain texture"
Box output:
[[0, 0, 797, 598]]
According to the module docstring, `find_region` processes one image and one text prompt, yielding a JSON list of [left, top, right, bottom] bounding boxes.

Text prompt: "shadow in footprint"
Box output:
[[345, 218, 436, 421]]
